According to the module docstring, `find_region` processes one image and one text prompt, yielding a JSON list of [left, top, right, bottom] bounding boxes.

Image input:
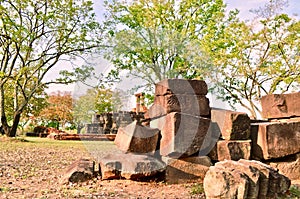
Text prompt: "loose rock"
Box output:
[[100, 153, 166, 180], [60, 158, 95, 184]]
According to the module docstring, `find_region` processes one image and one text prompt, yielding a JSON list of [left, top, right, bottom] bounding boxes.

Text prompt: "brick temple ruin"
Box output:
[[85, 92, 148, 134], [63, 79, 300, 199]]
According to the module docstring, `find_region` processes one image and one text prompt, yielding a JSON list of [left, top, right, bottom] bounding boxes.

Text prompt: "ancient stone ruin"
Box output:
[[204, 159, 290, 199], [62, 79, 300, 198]]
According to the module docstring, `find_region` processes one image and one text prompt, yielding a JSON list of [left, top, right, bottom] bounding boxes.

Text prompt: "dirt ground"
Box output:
[[0, 136, 205, 199]]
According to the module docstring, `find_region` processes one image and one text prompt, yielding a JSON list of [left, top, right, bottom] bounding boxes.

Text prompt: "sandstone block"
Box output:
[[162, 156, 212, 184], [60, 158, 95, 184], [204, 166, 249, 199], [215, 140, 251, 161], [216, 160, 260, 199], [204, 160, 291, 199], [261, 92, 300, 119], [114, 121, 160, 155], [148, 94, 210, 118], [155, 79, 208, 96], [238, 159, 291, 198], [269, 153, 300, 181], [99, 153, 165, 180], [211, 108, 251, 140], [251, 120, 300, 160], [150, 112, 211, 158]]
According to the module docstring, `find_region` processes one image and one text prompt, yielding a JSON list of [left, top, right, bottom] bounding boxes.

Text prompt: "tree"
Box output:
[[103, 0, 227, 89], [205, 0, 300, 118], [0, 0, 103, 136], [39, 91, 73, 129], [73, 87, 122, 131]]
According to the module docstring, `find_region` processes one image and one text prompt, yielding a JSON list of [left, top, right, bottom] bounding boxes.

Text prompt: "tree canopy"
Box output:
[[102, 0, 299, 119], [39, 91, 73, 129], [73, 87, 122, 130], [103, 0, 226, 89], [0, 0, 103, 136], [205, 0, 300, 118]]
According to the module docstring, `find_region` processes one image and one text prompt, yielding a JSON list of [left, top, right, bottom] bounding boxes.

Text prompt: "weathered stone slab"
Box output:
[[155, 79, 208, 96], [216, 160, 260, 199], [162, 156, 212, 184], [204, 160, 291, 199], [204, 165, 249, 199], [238, 159, 291, 198], [261, 92, 300, 119], [148, 94, 210, 118], [269, 153, 300, 181], [114, 121, 160, 155], [214, 140, 251, 161], [251, 120, 300, 160], [211, 108, 251, 140], [60, 158, 95, 184], [99, 153, 166, 180], [150, 112, 211, 158]]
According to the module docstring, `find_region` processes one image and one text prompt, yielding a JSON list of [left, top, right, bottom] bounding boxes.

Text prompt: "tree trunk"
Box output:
[[1, 111, 21, 137], [10, 112, 21, 137]]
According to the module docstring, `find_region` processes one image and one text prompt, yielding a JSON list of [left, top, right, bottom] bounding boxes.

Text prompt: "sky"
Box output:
[[225, 0, 300, 20], [46, 0, 300, 111], [91, 0, 300, 21]]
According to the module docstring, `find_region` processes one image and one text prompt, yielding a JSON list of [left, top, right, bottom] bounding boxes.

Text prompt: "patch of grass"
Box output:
[[0, 187, 10, 192], [190, 183, 204, 195], [289, 185, 300, 198], [109, 191, 116, 197]]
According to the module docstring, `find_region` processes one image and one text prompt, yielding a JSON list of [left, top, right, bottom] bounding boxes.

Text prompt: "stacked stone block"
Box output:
[[148, 79, 210, 118], [209, 108, 252, 161], [251, 92, 300, 180], [147, 79, 213, 183], [105, 79, 213, 183], [149, 79, 211, 157]]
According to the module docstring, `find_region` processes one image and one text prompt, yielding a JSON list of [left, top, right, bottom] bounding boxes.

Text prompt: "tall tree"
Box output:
[[103, 0, 226, 89], [0, 0, 103, 136], [205, 0, 300, 118]]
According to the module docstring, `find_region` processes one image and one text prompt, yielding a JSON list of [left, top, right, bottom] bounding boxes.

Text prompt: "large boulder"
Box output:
[[114, 121, 160, 155], [99, 153, 166, 180], [261, 92, 300, 119], [150, 112, 211, 158], [251, 120, 300, 160]]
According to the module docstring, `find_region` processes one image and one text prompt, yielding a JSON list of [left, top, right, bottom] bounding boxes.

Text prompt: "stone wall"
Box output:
[[85, 111, 141, 134]]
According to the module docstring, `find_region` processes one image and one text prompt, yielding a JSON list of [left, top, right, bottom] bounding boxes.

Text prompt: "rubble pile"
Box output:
[[62, 79, 299, 198]]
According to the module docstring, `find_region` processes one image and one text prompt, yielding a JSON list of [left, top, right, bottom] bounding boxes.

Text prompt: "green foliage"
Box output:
[[103, 0, 227, 89], [205, 0, 300, 118], [73, 87, 123, 126], [289, 185, 300, 198], [190, 183, 204, 195], [0, 0, 102, 136]]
